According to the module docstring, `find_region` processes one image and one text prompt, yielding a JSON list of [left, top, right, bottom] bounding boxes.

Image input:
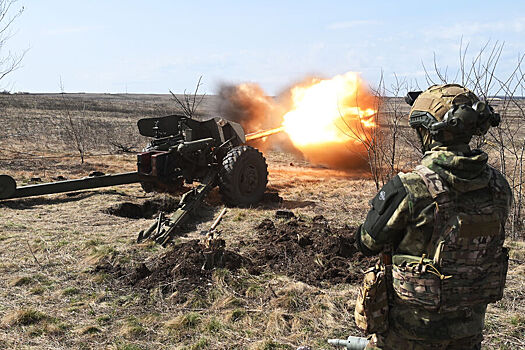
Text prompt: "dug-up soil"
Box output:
[[104, 195, 180, 219], [94, 215, 373, 303], [248, 215, 372, 286]]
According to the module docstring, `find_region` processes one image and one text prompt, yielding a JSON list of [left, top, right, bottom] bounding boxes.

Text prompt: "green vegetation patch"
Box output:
[[79, 325, 102, 335], [62, 286, 81, 296], [9, 276, 33, 287], [259, 340, 293, 350], [165, 312, 201, 331], [1, 309, 48, 326], [120, 316, 147, 338]]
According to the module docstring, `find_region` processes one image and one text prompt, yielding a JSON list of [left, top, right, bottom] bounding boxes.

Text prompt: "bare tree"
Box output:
[[374, 73, 419, 175], [0, 0, 25, 84], [170, 76, 206, 119], [336, 72, 415, 190], [337, 89, 390, 190], [487, 69, 525, 237], [59, 78, 88, 163]]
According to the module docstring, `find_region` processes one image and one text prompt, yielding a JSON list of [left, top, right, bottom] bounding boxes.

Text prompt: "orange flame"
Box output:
[[218, 71, 378, 170], [282, 72, 376, 148]]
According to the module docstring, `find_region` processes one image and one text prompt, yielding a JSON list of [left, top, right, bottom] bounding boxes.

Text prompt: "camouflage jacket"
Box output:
[[356, 144, 512, 341]]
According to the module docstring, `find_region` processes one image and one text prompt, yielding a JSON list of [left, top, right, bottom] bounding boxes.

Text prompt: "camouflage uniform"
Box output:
[[356, 143, 512, 350]]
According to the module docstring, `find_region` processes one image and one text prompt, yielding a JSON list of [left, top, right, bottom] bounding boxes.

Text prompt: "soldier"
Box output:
[[353, 84, 512, 350]]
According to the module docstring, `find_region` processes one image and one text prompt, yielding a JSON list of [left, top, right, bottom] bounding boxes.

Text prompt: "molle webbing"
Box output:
[[391, 165, 508, 312], [413, 165, 454, 256]]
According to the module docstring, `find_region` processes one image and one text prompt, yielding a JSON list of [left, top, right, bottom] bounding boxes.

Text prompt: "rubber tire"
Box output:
[[219, 146, 268, 207]]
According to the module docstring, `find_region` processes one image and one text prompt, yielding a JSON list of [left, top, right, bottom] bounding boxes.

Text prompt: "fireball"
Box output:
[[282, 72, 377, 148], [221, 71, 378, 170]]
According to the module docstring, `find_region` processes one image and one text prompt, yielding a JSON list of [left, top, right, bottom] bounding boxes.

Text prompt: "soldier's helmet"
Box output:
[[405, 84, 500, 152]]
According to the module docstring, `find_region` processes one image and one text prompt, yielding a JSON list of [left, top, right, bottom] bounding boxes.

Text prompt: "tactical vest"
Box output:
[[391, 165, 509, 312]]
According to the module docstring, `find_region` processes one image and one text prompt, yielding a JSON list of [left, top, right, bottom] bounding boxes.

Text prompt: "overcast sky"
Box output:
[[3, 0, 525, 94]]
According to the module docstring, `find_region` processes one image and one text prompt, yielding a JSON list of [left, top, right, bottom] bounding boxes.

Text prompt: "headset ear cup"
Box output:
[[409, 85, 499, 147], [473, 101, 486, 113], [474, 103, 499, 133], [490, 112, 501, 127]]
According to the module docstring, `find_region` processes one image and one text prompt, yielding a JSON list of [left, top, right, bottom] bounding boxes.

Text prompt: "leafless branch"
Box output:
[[170, 76, 206, 119], [0, 0, 24, 86]]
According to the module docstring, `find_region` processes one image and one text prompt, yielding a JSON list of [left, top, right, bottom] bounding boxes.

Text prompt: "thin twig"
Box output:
[[26, 241, 42, 268]]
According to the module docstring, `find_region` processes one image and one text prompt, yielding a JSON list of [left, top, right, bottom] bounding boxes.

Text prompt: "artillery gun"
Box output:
[[0, 114, 281, 245]]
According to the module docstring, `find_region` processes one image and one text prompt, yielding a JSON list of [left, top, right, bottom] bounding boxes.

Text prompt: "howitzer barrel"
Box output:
[[245, 126, 285, 141], [0, 172, 142, 200], [328, 336, 369, 349]]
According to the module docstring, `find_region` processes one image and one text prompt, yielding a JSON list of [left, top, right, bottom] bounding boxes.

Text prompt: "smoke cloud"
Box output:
[[216, 83, 281, 132], [215, 77, 374, 171], [216, 83, 298, 154]]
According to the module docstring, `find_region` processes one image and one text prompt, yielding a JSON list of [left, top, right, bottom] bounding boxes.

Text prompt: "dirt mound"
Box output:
[[95, 239, 249, 303], [94, 215, 372, 302], [249, 216, 373, 285], [104, 195, 179, 219], [134, 240, 248, 297]]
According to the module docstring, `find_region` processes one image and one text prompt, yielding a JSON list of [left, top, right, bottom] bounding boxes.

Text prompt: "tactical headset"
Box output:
[[405, 85, 500, 149]]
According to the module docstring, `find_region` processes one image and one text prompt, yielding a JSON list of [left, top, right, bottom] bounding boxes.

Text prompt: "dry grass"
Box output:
[[0, 94, 523, 349]]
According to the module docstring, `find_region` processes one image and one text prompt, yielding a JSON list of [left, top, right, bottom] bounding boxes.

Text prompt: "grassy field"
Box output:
[[0, 93, 523, 349]]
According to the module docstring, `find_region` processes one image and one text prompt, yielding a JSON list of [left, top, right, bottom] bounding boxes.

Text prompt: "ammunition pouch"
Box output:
[[354, 263, 390, 334], [391, 254, 444, 310], [391, 250, 508, 312]]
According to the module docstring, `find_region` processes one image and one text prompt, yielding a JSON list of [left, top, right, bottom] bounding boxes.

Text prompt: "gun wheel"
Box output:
[[219, 146, 268, 207]]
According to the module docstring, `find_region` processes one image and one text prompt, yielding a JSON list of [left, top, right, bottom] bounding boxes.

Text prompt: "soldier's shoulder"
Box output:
[[398, 171, 432, 199], [488, 165, 512, 196]]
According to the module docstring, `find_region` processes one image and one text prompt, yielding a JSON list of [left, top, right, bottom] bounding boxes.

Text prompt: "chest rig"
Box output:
[[391, 165, 509, 312]]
